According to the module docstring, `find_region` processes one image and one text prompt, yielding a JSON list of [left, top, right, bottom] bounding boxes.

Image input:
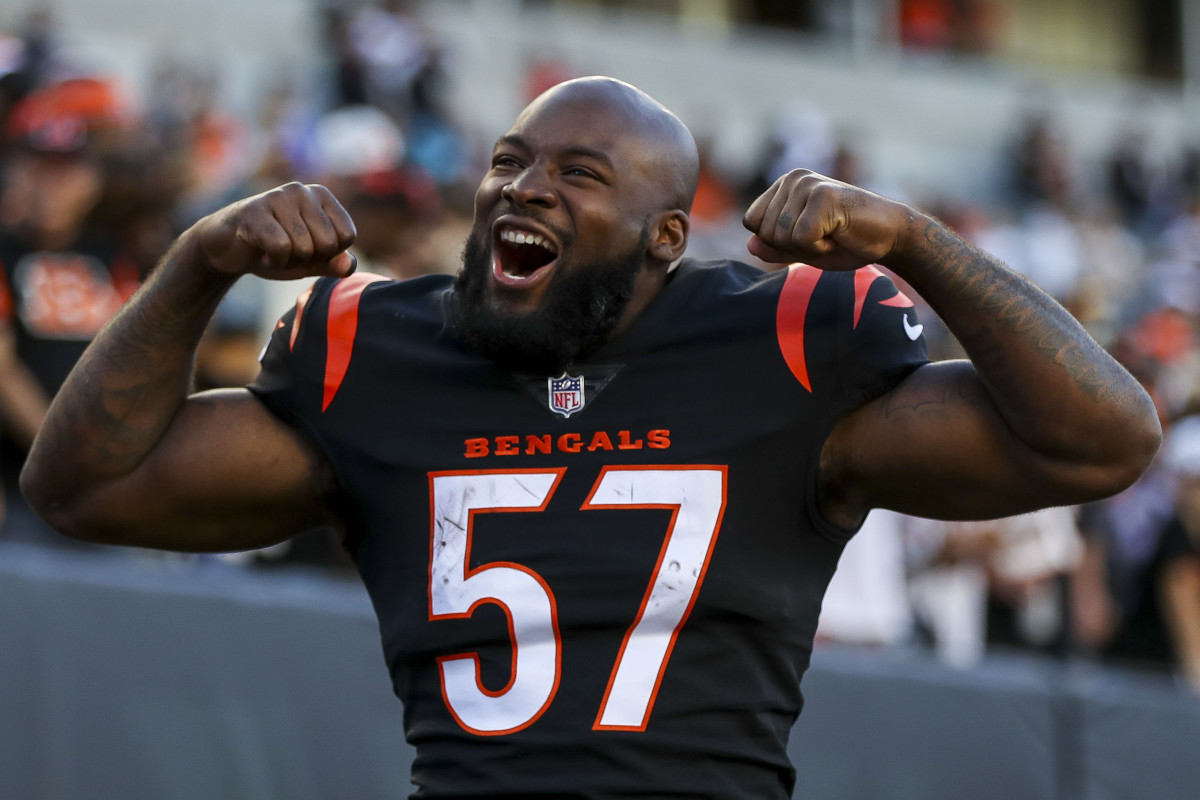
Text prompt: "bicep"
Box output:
[[72, 388, 341, 551], [820, 361, 1120, 527]]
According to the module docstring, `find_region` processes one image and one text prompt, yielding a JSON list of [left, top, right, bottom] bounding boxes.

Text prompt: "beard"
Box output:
[[452, 227, 648, 375]]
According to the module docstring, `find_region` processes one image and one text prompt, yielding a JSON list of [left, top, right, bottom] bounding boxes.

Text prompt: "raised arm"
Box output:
[[20, 183, 358, 551], [743, 170, 1161, 529]]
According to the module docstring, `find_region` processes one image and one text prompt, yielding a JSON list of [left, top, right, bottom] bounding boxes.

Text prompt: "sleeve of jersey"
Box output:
[[835, 266, 928, 407], [775, 264, 928, 411], [246, 277, 329, 429], [247, 272, 389, 426]]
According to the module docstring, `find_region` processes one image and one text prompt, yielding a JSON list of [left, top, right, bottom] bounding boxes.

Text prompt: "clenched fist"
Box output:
[[742, 169, 918, 271], [187, 182, 358, 281]]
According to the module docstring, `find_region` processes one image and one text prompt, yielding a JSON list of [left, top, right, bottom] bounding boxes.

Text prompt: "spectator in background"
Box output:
[[0, 32, 32, 135], [1107, 120, 1188, 243], [146, 62, 256, 223], [1107, 127, 1155, 234], [1073, 451, 1176, 674], [1008, 112, 1072, 211], [1148, 196, 1200, 367], [321, 5, 368, 108], [979, 112, 1084, 312], [1112, 307, 1200, 424], [1158, 416, 1200, 694], [0, 7, 59, 118], [1077, 416, 1200, 692], [0, 77, 143, 541], [754, 101, 836, 197], [345, 0, 433, 120], [816, 509, 914, 649], [898, 0, 1004, 55], [1072, 201, 1147, 347], [906, 508, 1084, 667], [309, 104, 440, 280], [1181, 143, 1200, 211]]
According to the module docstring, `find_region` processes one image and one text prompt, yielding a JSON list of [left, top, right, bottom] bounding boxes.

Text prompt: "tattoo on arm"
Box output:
[[37, 265, 233, 480], [908, 220, 1120, 404], [879, 370, 989, 418]]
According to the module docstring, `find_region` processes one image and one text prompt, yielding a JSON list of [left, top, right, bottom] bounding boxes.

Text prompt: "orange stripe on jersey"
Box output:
[[853, 265, 914, 328], [879, 292, 915, 309], [289, 285, 314, 352], [323, 273, 387, 411], [776, 264, 823, 392]]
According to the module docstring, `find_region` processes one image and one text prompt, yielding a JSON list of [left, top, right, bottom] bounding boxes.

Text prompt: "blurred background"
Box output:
[[0, 1, 1198, 798]]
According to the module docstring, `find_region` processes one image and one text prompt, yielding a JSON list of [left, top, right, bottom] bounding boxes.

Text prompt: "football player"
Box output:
[[22, 77, 1160, 798]]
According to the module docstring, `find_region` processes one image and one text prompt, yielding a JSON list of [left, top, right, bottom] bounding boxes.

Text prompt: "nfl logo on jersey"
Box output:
[[548, 373, 585, 418]]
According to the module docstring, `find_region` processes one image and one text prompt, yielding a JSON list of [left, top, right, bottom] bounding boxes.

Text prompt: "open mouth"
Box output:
[[494, 224, 559, 282]]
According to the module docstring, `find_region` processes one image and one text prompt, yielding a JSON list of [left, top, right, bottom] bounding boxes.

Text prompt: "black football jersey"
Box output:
[[249, 258, 928, 799]]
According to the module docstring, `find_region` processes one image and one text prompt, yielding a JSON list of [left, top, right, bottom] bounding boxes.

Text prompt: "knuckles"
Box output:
[[194, 182, 355, 278]]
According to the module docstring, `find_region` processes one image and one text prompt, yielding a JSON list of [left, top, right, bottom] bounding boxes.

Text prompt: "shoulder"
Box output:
[[762, 263, 927, 397], [669, 257, 781, 296], [260, 271, 455, 373], [668, 258, 901, 311], [651, 258, 785, 326], [252, 271, 459, 419], [294, 272, 453, 334], [310, 270, 454, 307]]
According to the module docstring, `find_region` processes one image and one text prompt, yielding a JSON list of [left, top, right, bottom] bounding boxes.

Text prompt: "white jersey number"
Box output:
[[428, 466, 727, 735]]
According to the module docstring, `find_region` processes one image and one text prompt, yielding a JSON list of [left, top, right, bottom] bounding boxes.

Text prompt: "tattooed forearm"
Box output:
[[895, 220, 1125, 404]]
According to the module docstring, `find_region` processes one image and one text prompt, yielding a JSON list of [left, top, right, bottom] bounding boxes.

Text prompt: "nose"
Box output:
[[501, 165, 556, 208]]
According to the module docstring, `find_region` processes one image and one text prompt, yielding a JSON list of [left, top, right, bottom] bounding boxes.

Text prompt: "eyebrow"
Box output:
[[494, 135, 616, 172]]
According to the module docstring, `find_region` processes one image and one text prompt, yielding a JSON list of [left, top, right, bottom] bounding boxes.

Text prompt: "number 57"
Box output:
[[429, 466, 727, 736]]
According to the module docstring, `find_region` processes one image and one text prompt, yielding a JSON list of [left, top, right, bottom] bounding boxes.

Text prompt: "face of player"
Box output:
[[453, 87, 674, 372], [465, 90, 668, 316]]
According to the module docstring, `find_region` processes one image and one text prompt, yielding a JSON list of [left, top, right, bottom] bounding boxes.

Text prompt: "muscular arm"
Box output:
[[20, 183, 357, 550], [745, 171, 1161, 528]]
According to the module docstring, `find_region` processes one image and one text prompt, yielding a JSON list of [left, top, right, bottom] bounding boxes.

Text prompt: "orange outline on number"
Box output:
[[428, 468, 566, 736]]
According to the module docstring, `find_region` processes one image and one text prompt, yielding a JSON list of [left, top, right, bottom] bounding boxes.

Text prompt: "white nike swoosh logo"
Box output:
[[902, 314, 923, 341]]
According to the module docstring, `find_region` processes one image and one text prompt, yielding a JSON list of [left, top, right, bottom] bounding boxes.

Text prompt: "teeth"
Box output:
[[500, 227, 552, 251]]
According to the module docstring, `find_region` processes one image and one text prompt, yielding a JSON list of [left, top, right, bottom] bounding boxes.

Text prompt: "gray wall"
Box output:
[[2, 542, 1198, 800]]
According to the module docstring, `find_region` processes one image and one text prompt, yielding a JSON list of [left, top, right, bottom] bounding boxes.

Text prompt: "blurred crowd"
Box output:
[[0, 2, 1197, 696], [0, 1, 479, 564]]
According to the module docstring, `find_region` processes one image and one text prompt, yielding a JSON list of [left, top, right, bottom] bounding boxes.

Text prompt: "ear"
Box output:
[[647, 210, 689, 264]]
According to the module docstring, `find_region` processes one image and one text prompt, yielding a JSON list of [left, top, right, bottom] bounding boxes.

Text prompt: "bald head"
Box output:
[[461, 76, 698, 368], [516, 76, 700, 213]]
